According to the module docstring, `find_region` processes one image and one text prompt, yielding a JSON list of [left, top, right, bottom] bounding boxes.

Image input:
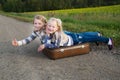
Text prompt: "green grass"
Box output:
[[0, 5, 120, 46]]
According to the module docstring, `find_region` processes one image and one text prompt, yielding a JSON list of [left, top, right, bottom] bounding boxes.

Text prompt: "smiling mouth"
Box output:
[[48, 28, 52, 32], [35, 27, 40, 29]]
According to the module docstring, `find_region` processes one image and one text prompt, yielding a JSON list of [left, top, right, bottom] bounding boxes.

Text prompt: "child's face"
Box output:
[[46, 21, 58, 34], [34, 19, 44, 31]]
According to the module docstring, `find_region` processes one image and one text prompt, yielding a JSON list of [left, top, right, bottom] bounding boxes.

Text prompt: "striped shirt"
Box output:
[[17, 31, 45, 46], [17, 31, 73, 48]]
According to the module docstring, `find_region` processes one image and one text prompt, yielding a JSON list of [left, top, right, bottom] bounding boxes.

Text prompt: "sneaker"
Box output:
[[108, 38, 113, 50], [98, 32, 102, 36], [95, 32, 102, 46], [95, 42, 99, 46]]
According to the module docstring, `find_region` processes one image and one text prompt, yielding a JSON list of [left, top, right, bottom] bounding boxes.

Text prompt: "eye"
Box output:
[[48, 25, 51, 27], [34, 23, 37, 25], [39, 23, 41, 25], [52, 26, 55, 28]]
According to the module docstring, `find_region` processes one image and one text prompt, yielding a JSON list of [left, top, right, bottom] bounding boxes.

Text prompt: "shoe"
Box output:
[[108, 45, 113, 50], [98, 32, 102, 36], [108, 38, 113, 50], [95, 42, 99, 46], [95, 32, 102, 46]]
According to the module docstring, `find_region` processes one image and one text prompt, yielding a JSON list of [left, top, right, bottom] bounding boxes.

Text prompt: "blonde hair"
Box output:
[[48, 17, 68, 46], [34, 15, 47, 24]]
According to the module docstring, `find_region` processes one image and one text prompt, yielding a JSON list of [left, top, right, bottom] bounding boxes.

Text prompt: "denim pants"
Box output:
[[64, 31, 109, 45]]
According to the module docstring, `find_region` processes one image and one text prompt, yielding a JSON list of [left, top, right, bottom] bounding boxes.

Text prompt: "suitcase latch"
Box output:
[[80, 45, 85, 48], [60, 49, 64, 52]]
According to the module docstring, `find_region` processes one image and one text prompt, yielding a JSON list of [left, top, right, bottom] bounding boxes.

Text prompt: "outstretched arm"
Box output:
[[12, 31, 37, 46]]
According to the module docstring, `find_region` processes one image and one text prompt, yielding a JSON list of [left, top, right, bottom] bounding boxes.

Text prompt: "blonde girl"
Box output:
[[12, 15, 47, 46], [38, 17, 113, 51]]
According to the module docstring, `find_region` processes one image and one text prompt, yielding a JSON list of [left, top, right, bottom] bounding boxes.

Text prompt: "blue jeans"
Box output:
[[64, 31, 109, 45]]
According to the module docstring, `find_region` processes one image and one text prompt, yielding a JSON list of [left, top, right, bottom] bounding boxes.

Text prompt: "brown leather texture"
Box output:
[[43, 43, 90, 60]]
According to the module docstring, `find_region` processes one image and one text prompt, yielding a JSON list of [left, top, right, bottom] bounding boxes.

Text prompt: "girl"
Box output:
[[38, 17, 113, 52], [12, 15, 47, 46]]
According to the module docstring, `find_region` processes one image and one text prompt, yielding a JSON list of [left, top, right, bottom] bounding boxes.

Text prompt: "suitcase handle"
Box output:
[[59, 45, 85, 53]]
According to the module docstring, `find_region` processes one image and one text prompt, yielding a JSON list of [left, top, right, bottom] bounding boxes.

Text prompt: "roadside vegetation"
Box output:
[[0, 5, 120, 46]]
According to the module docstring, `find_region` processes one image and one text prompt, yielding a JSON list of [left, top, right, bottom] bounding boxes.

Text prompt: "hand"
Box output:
[[38, 44, 45, 52], [12, 39, 18, 46]]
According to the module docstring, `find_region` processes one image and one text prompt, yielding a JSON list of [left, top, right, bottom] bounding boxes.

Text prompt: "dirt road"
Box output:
[[0, 15, 120, 80]]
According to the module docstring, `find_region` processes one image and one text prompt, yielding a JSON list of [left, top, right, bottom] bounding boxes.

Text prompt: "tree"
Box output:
[[1, 0, 120, 12], [3, 0, 24, 12]]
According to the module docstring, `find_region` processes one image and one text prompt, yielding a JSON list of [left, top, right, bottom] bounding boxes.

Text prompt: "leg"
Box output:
[[65, 31, 104, 44], [77, 32, 109, 43], [77, 32, 113, 50]]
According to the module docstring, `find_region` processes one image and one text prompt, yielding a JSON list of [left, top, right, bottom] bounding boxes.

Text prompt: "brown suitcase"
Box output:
[[43, 43, 90, 60]]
